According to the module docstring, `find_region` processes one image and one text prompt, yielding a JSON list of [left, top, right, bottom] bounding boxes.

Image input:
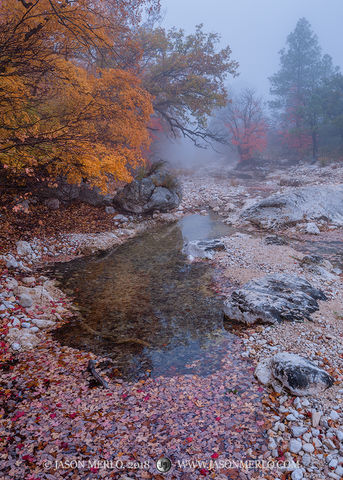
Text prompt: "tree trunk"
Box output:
[[312, 131, 318, 162]]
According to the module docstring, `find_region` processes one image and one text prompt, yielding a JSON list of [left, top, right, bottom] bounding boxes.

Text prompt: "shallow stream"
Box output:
[[51, 213, 235, 381]]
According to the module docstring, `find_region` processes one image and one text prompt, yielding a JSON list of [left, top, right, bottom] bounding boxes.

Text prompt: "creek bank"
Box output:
[[2, 160, 343, 480]]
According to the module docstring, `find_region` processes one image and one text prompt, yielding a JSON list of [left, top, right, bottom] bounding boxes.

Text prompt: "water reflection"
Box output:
[[51, 214, 233, 381]]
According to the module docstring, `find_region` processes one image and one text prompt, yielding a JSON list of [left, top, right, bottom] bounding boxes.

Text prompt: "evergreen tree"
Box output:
[[269, 18, 338, 160]]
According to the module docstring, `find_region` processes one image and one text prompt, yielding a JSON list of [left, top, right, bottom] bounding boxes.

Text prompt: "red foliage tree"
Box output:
[[223, 89, 267, 162]]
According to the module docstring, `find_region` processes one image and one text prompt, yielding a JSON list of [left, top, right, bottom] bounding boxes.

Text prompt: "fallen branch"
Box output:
[[87, 359, 109, 389]]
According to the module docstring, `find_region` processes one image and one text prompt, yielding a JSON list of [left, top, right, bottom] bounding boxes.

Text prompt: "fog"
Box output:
[[161, 0, 343, 98], [156, 0, 343, 167]]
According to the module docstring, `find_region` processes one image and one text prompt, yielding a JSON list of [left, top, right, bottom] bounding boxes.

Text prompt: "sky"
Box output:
[[160, 0, 343, 99]]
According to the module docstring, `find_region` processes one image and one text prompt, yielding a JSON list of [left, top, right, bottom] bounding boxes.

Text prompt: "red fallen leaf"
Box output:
[[122, 394, 128, 399], [60, 442, 69, 449], [16, 443, 24, 450], [56, 403, 62, 408], [12, 411, 25, 421], [23, 454, 35, 462], [211, 453, 219, 459], [90, 467, 98, 473], [200, 469, 208, 476], [186, 437, 193, 443], [50, 413, 56, 418], [215, 416, 221, 421], [137, 389, 143, 393], [257, 387, 264, 392], [143, 395, 150, 401], [69, 413, 77, 419]]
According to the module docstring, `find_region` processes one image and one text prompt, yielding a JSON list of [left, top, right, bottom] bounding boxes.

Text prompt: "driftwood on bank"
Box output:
[[87, 359, 109, 389]]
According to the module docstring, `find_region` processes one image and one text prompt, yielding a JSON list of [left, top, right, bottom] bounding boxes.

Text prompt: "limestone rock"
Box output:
[[223, 274, 326, 325], [241, 184, 343, 229], [16, 241, 33, 257], [114, 170, 181, 214], [272, 352, 334, 396], [182, 239, 225, 260]]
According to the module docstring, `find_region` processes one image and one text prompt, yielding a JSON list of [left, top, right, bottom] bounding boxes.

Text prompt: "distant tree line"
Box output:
[[214, 17, 343, 166]]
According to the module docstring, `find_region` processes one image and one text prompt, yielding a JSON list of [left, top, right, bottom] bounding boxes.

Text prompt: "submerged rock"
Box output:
[[223, 274, 326, 325], [241, 184, 343, 229], [256, 352, 334, 396], [183, 239, 225, 259]]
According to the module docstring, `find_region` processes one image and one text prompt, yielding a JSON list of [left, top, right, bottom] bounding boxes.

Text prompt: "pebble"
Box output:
[[312, 410, 322, 427], [290, 439, 302, 454], [18, 294, 33, 308], [303, 443, 315, 453], [302, 454, 311, 467], [291, 426, 307, 437], [21, 322, 31, 328], [330, 410, 340, 421], [291, 468, 303, 480], [11, 342, 21, 351]]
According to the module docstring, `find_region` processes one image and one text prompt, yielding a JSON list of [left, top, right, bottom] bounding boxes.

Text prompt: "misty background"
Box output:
[[161, 0, 343, 97], [156, 0, 343, 167]]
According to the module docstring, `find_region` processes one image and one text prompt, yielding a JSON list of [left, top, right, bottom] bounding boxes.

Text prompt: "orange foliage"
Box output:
[[0, 0, 159, 190]]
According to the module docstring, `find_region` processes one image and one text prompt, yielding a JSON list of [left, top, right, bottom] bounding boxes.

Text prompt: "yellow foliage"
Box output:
[[0, 0, 157, 190]]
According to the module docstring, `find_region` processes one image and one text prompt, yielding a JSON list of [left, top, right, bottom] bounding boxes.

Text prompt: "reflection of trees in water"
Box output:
[[52, 222, 227, 380]]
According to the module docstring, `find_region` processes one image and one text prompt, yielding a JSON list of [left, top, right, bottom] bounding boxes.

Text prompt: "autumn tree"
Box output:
[[269, 18, 339, 160], [0, 0, 159, 191], [218, 89, 267, 163], [135, 23, 239, 146]]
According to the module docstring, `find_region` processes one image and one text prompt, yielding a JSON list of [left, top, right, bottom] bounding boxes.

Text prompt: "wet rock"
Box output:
[[44, 198, 60, 210], [18, 293, 33, 308], [223, 274, 326, 325], [272, 352, 334, 396], [241, 184, 343, 229], [183, 239, 225, 260], [114, 170, 181, 214]]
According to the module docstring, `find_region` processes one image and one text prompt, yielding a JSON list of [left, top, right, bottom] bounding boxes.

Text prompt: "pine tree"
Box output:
[[269, 18, 338, 160]]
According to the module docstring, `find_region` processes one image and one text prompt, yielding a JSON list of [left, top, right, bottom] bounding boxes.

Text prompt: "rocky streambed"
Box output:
[[1, 161, 343, 480]]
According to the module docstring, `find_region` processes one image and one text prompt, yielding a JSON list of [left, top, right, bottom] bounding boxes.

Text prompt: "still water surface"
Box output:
[[52, 213, 234, 381]]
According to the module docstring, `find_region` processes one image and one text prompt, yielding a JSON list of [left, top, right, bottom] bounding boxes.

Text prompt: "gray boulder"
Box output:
[[18, 293, 33, 308], [44, 198, 60, 210], [39, 178, 113, 206], [114, 170, 181, 214], [271, 352, 334, 396], [183, 239, 225, 259], [223, 273, 326, 325], [241, 184, 343, 229]]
